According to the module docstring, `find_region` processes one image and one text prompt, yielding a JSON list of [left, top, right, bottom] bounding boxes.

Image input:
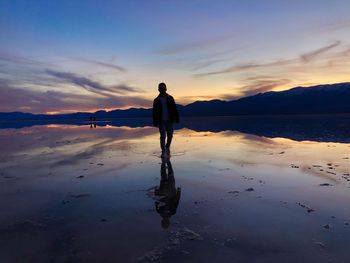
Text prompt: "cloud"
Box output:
[[327, 46, 350, 67], [239, 79, 291, 97], [194, 59, 296, 77], [194, 41, 342, 77], [0, 80, 151, 113], [159, 34, 234, 55], [191, 58, 232, 71], [221, 79, 291, 100], [300, 41, 341, 62], [189, 45, 247, 71], [72, 57, 126, 72], [45, 69, 143, 96], [0, 53, 52, 67], [315, 18, 350, 33], [177, 95, 217, 104]]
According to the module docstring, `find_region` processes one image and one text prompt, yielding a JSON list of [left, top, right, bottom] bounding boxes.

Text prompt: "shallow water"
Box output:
[[1, 116, 350, 262]]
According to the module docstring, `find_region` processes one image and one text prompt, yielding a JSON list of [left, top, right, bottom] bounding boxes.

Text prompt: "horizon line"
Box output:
[[1, 81, 350, 116]]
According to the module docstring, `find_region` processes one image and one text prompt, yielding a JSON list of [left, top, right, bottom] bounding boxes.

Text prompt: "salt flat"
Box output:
[[1, 116, 350, 262]]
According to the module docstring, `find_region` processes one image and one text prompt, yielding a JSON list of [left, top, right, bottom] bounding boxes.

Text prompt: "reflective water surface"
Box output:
[[1, 116, 350, 262]]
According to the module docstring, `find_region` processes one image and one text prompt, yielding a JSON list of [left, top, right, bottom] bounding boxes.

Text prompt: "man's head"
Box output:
[[158, 82, 167, 95]]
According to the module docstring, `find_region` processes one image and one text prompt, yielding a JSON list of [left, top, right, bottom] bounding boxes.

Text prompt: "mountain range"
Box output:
[[1, 82, 350, 121]]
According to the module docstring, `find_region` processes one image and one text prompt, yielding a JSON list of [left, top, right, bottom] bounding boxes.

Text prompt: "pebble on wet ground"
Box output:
[[68, 193, 90, 198], [227, 190, 240, 194], [138, 227, 203, 262], [319, 183, 332, 186], [314, 241, 327, 248], [193, 200, 208, 205], [296, 202, 315, 213]]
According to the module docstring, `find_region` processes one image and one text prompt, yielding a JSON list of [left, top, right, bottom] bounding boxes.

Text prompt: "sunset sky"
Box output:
[[1, 0, 350, 114]]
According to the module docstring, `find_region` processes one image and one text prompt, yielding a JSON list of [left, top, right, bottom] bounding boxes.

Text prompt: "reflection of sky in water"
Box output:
[[1, 124, 350, 262]]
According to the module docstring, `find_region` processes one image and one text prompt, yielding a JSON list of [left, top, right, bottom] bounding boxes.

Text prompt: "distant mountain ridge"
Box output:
[[1, 82, 350, 120]]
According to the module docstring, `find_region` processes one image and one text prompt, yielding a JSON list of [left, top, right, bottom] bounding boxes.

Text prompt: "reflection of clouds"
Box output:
[[215, 130, 282, 147], [239, 133, 284, 147], [51, 139, 116, 167], [1, 124, 350, 188], [0, 126, 161, 182], [215, 130, 350, 185], [50, 138, 149, 168], [0, 126, 157, 162], [299, 165, 339, 182]]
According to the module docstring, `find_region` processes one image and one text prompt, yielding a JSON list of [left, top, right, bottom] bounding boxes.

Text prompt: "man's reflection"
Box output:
[[154, 158, 181, 229]]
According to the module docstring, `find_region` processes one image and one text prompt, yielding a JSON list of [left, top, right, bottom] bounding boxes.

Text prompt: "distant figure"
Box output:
[[152, 82, 179, 157], [89, 116, 97, 128], [154, 158, 181, 229]]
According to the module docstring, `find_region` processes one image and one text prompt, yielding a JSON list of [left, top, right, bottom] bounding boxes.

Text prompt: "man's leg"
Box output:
[[165, 121, 174, 151], [159, 121, 166, 152]]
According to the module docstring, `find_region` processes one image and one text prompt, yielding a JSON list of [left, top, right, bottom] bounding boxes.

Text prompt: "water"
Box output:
[[1, 116, 350, 262]]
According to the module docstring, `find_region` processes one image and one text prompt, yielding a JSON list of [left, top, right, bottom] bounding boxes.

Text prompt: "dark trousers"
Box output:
[[159, 120, 173, 151]]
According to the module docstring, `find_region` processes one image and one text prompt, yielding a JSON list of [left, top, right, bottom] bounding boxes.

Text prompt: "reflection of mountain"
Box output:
[[1, 82, 350, 121], [180, 115, 350, 143], [1, 115, 350, 143]]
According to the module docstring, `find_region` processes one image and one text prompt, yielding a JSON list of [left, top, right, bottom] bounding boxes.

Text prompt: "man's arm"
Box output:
[[152, 99, 158, 126], [172, 97, 180, 123]]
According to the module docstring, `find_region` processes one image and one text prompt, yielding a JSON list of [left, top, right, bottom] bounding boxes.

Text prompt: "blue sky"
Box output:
[[1, 0, 350, 113]]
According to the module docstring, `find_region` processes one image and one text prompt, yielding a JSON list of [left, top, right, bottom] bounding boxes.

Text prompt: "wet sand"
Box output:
[[1, 119, 350, 262]]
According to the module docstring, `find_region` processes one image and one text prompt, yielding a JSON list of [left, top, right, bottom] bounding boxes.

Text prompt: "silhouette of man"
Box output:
[[154, 158, 181, 229], [152, 82, 179, 157]]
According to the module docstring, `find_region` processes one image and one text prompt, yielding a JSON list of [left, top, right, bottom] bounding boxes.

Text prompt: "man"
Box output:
[[152, 82, 179, 156]]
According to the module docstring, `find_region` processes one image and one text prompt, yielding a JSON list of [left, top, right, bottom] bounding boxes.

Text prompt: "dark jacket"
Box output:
[[152, 94, 179, 126]]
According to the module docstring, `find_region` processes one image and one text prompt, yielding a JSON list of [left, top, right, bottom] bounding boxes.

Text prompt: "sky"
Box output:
[[1, 0, 350, 114]]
